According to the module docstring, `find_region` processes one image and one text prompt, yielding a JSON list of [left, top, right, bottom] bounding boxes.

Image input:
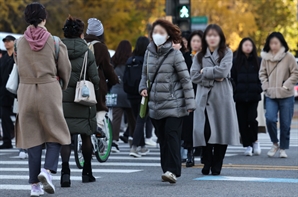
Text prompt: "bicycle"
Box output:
[[73, 114, 113, 169]]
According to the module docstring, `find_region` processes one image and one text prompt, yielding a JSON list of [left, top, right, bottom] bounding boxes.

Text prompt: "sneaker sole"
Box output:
[[161, 175, 176, 184], [267, 152, 277, 157], [38, 173, 55, 194], [30, 192, 42, 197], [129, 152, 142, 158]]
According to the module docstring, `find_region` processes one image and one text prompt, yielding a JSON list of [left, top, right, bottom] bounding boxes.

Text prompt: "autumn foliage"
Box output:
[[0, 0, 297, 54]]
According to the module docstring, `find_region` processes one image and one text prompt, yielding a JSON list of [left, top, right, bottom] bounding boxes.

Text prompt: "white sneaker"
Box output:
[[138, 146, 150, 156], [253, 142, 261, 155], [267, 144, 279, 157], [161, 171, 177, 184], [145, 138, 157, 146], [30, 183, 44, 197], [111, 142, 120, 153], [38, 168, 55, 194], [19, 151, 28, 159], [279, 149, 288, 158], [129, 147, 142, 158], [244, 146, 253, 156]]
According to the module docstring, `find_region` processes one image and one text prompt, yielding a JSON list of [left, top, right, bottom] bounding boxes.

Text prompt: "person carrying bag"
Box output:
[[139, 49, 173, 118]]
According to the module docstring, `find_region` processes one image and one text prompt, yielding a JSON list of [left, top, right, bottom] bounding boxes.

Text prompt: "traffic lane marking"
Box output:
[[0, 161, 161, 167], [194, 176, 298, 183], [0, 184, 30, 190], [0, 175, 100, 180], [189, 164, 298, 171], [0, 168, 142, 173]]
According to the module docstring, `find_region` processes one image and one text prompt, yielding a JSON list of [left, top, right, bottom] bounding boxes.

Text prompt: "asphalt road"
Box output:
[[0, 102, 297, 197]]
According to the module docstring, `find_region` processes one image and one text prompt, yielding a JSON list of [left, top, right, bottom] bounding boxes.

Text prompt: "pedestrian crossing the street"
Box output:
[[0, 131, 297, 191]]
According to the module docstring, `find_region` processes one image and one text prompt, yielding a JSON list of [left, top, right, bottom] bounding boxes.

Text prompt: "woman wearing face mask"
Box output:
[[182, 30, 203, 167], [191, 24, 239, 176], [259, 32, 298, 158], [231, 38, 262, 156], [139, 19, 196, 184]]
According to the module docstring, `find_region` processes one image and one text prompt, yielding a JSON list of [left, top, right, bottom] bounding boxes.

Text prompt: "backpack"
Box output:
[[123, 57, 143, 95], [87, 40, 100, 55], [52, 36, 63, 87]]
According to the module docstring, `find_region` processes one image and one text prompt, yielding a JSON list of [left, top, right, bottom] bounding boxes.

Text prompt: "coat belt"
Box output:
[[20, 77, 57, 84]]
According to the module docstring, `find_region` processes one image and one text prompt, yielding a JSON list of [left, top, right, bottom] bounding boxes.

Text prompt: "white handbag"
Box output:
[[74, 51, 97, 106], [6, 63, 19, 95]]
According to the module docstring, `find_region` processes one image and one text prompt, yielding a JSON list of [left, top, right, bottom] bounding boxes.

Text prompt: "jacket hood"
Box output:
[[261, 47, 286, 62], [147, 41, 172, 55], [62, 38, 88, 60], [24, 25, 50, 51]]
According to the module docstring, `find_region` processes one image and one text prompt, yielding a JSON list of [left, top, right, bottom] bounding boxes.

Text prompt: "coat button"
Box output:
[[207, 103, 210, 106]]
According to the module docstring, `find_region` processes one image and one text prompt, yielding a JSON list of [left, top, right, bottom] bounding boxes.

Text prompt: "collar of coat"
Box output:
[[147, 41, 172, 55], [204, 47, 219, 64], [261, 47, 286, 62]]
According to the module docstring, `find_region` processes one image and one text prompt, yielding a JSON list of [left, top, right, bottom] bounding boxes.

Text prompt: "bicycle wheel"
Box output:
[[73, 134, 84, 169], [95, 116, 113, 162]]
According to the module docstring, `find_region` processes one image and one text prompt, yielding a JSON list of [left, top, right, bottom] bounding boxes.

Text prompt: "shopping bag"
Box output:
[[6, 63, 19, 95]]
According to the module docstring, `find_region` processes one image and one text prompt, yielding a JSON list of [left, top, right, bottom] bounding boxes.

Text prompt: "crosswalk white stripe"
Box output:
[[0, 161, 161, 167], [0, 175, 100, 180], [0, 185, 31, 190], [0, 168, 141, 173]]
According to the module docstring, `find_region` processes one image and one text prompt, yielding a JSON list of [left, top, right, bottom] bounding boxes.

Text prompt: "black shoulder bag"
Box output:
[[139, 48, 174, 118]]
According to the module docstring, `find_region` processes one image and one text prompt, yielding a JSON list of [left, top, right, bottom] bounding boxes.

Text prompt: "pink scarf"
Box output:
[[24, 25, 50, 51]]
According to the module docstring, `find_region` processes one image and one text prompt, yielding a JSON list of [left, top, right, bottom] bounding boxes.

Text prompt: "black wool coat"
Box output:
[[0, 53, 15, 107], [231, 56, 262, 103]]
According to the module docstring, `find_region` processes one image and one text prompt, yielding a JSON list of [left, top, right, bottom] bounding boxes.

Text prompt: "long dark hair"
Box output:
[[263, 32, 289, 53], [111, 40, 132, 67], [234, 38, 259, 71], [197, 24, 226, 64], [188, 30, 203, 51], [132, 36, 149, 57]]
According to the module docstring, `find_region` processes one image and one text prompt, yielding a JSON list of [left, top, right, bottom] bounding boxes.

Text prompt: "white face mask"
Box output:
[[152, 34, 168, 46]]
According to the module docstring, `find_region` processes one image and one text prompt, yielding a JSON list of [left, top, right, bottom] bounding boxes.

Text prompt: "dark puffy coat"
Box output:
[[139, 41, 196, 120], [110, 65, 131, 108], [231, 56, 262, 102], [62, 38, 100, 135], [85, 34, 119, 111], [0, 53, 15, 107]]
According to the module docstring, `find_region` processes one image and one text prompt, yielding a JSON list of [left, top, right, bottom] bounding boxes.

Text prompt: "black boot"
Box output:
[[82, 161, 96, 183], [60, 162, 71, 187], [201, 144, 213, 175], [186, 148, 195, 167]]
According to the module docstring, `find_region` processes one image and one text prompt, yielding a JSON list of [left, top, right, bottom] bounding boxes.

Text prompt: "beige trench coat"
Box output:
[[15, 36, 71, 149]]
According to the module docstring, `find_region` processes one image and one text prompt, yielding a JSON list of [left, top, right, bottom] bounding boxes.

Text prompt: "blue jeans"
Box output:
[[28, 143, 61, 183], [265, 96, 294, 149]]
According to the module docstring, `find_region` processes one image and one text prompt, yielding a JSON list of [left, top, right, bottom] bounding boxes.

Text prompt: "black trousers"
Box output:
[[0, 106, 14, 146], [130, 99, 153, 147], [202, 112, 227, 173], [151, 117, 183, 177], [182, 112, 193, 148], [236, 102, 258, 147]]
